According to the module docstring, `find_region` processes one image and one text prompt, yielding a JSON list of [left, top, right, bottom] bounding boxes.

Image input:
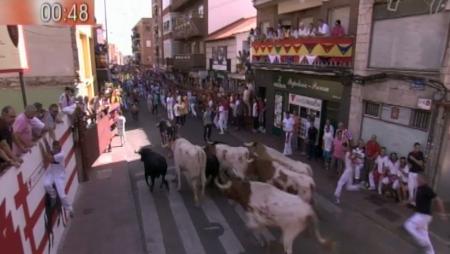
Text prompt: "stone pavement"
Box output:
[[225, 122, 450, 252], [58, 104, 449, 254]]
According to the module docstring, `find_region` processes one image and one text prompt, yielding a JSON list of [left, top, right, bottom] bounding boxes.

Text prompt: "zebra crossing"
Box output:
[[130, 166, 296, 254]]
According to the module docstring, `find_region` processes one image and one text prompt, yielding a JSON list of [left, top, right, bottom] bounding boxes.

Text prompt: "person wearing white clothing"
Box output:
[[404, 175, 447, 254], [282, 113, 295, 156], [317, 19, 330, 36], [397, 157, 410, 202], [166, 95, 175, 121], [116, 111, 126, 146], [252, 101, 259, 132], [368, 148, 389, 192], [42, 140, 74, 217], [218, 104, 226, 135], [353, 140, 365, 181], [334, 147, 361, 204], [322, 125, 334, 169], [379, 153, 400, 196]]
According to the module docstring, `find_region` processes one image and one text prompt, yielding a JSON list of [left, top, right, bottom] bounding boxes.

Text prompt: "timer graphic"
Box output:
[[40, 2, 90, 24]]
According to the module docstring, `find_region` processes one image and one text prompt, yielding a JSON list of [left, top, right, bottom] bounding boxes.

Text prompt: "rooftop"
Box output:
[[206, 17, 256, 42]]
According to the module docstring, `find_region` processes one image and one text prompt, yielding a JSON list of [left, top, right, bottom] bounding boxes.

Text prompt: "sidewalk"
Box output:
[[58, 137, 146, 254], [225, 125, 450, 250]]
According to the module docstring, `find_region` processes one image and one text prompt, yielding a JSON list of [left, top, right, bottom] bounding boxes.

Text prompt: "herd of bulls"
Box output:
[[136, 138, 333, 254]]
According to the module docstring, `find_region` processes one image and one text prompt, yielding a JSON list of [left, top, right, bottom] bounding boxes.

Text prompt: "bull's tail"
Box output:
[[198, 148, 207, 196], [308, 214, 334, 251]]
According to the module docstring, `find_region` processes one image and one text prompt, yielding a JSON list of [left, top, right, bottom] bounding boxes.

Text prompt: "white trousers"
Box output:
[[408, 173, 418, 204], [283, 132, 293, 155], [43, 170, 72, 211], [167, 109, 174, 121], [218, 116, 226, 133], [190, 103, 197, 117], [223, 110, 229, 130], [369, 171, 383, 193], [334, 167, 360, 198], [404, 213, 434, 254], [354, 164, 363, 180]]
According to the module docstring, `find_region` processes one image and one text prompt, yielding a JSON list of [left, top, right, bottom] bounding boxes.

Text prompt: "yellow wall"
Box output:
[[75, 25, 96, 98]]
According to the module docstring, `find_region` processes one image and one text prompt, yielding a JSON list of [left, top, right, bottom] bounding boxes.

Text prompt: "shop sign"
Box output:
[[289, 94, 322, 111], [272, 74, 343, 101], [417, 98, 432, 110]]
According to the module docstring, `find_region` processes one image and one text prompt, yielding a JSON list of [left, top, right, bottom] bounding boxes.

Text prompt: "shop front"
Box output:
[[255, 69, 351, 144]]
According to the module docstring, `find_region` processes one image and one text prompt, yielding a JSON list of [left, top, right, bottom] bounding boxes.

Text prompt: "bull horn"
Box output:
[[207, 141, 214, 145], [243, 142, 255, 147], [214, 177, 232, 190]]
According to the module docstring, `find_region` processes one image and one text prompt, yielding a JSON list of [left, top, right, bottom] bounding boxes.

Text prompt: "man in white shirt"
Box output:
[[116, 111, 126, 146], [322, 124, 334, 170], [297, 22, 310, 37], [353, 139, 365, 182], [166, 94, 175, 121], [218, 103, 226, 135], [283, 113, 295, 156], [42, 140, 74, 217], [369, 147, 389, 192], [252, 100, 259, 133], [334, 147, 361, 204], [380, 153, 400, 196], [317, 19, 330, 37]]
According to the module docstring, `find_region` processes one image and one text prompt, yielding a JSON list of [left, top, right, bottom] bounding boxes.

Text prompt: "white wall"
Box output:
[[22, 26, 75, 77], [208, 0, 256, 34]]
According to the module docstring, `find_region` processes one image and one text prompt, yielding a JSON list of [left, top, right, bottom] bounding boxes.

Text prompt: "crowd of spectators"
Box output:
[[249, 19, 346, 42]]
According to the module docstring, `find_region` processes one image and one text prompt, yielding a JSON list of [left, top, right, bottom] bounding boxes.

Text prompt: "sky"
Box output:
[[95, 0, 152, 56]]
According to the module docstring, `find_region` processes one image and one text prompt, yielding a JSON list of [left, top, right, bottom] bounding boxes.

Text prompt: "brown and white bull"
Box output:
[[171, 138, 207, 204], [244, 141, 313, 176], [239, 154, 315, 203], [204, 142, 253, 176], [215, 177, 332, 254]]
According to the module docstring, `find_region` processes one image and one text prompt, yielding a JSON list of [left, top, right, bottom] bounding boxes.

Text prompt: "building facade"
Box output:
[[153, 0, 165, 68], [205, 17, 256, 91], [131, 18, 154, 67], [251, 0, 358, 140], [0, 25, 97, 110], [348, 0, 450, 201]]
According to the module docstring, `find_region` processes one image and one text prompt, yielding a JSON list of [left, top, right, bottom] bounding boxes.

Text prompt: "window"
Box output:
[[364, 101, 380, 117], [410, 110, 431, 130], [328, 6, 350, 34], [163, 21, 170, 32], [198, 5, 204, 18]]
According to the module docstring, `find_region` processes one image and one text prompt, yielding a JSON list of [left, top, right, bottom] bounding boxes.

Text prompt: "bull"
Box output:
[[205, 142, 253, 177], [156, 119, 177, 147], [244, 141, 313, 176], [215, 177, 332, 254], [136, 147, 169, 192], [171, 138, 207, 204], [235, 153, 315, 203]]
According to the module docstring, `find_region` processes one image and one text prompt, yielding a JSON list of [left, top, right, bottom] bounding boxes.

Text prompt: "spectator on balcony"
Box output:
[[13, 105, 39, 155], [0, 106, 23, 168], [307, 23, 317, 37], [297, 22, 310, 37], [331, 20, 346, 37], [317, 19, 330, 37]]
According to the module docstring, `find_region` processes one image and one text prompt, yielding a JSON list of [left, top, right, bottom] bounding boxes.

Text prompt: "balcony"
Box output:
[[171, 0, 192, 11], [253, 0, 275, 7], [251, 37, 354, 69], [173, 17, 205, 40], [173, 54, 205, 71]]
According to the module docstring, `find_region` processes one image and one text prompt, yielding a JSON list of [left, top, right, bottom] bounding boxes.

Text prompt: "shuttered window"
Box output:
[[410, 110, 431, 130], [364, 101, 381, 117]]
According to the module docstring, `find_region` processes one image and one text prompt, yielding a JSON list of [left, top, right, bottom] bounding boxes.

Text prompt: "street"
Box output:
[[60, 104, 424, 254]]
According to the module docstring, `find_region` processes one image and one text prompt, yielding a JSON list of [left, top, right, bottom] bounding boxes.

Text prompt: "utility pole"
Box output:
[[104, 0, 111, 81]]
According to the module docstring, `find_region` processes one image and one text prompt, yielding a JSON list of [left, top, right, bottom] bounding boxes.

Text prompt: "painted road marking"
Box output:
[[137, 180, 166, 254], [202, 198, 245, 254], [167, 190, 206, 254]]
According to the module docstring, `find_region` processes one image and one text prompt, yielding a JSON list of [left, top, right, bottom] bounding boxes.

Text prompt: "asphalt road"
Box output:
[[124, 105, 421, 254]]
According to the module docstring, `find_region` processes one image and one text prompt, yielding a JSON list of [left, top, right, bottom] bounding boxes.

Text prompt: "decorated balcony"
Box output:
[[251, 37, 354, 69]]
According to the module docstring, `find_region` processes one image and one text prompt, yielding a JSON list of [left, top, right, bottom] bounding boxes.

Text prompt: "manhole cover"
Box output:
[[375, 207, 401, 222], [82, 208, 94, 215]]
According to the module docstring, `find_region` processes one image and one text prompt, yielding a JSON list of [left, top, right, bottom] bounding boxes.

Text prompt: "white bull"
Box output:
[[244, 141, 313, 176], [241, 153, 315, 203], [205, 143, 253, 176], [171, 138, 207, 204], [215, 177, 332, 254]]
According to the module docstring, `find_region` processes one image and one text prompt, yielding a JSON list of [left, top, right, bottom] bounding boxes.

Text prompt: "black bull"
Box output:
[[136, 148, 169, 192]]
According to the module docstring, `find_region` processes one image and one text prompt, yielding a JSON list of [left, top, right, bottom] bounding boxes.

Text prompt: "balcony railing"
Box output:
[[173, 54, 205, 71], [251, 37, 354, 69], [173, 17, 205, 40]]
